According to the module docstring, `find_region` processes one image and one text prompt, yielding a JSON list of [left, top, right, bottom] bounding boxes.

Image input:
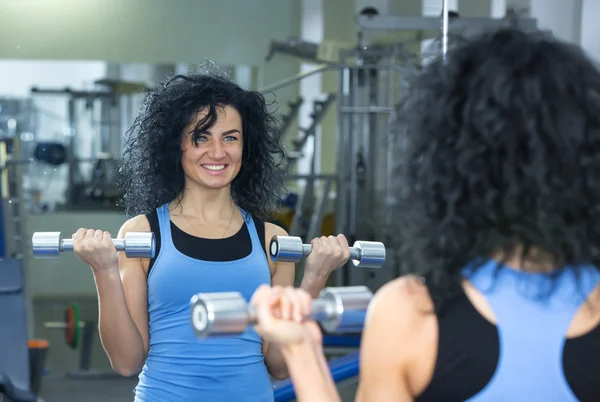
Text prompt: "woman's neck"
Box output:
[[172, 185, 235, 223], [491, 245, 557, 273]]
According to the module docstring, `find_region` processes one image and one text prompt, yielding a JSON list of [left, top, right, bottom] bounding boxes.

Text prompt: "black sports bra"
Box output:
[[144, 209, 267, 274]]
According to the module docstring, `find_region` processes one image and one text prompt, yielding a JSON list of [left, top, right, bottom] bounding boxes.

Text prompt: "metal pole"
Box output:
[[67, 98, 78, 206], [441, 0, 450, 61]]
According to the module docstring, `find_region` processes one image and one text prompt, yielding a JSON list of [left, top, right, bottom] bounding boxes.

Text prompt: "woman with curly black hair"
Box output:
[[69, 66, 351, 402], [249, 27, 600, 402]]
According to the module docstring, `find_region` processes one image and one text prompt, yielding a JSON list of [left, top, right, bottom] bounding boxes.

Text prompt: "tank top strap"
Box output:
[[570, 265, 600, 300], [156, 203, 175, 252], [238, 207, 264, 257]]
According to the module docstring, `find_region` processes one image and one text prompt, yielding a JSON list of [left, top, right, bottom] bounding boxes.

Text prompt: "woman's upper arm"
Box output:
[[261, 223, 295, 357], [117, 215, 152, 355], [264, 222, 295, 287], [355, 279, 419, 402]]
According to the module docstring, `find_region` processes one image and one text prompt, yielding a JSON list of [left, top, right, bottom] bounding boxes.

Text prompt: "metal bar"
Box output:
[[286, 174, 337, 181], [0, 157, 109, 169], [349, 67, 359, 239], [67, 98, 78, 206], [0, 142, 8, 199], [288, 183, 306, 236], [260, 64, 332, 93], [307, 178, 332, 241], [442, 0, 449, 60], [356, 15, 538, 31], [80, 322, 95, 371], [340, 106, 395, 113], [30, 87, 114, 99], [335, 66, 350, 287], [385, 63, 396, 229], [343, 64, 404, 72], [44, 321, 85, 329], [259, 64, 405, 94]]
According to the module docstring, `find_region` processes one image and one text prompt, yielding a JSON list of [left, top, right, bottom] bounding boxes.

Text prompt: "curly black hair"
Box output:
[[119, 64, 287, 220], [395, 27, 600, 309]]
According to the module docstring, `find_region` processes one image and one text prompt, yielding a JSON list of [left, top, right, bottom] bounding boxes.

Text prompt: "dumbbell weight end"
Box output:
[[191, 292, 250, 339], [350, 240, 387, 268]]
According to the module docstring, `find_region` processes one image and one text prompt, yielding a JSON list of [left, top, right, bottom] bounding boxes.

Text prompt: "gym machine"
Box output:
[[334, 6, 539, 292], [29, 79, 146, 210], [29, 87, 117, 209], [190, 286, 372, 339], [286, 95, 337, 240], [260, 6, 539, 295]]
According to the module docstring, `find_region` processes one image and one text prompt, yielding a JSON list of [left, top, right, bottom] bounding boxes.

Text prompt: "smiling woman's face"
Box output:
[[180, 105, 243, 190]]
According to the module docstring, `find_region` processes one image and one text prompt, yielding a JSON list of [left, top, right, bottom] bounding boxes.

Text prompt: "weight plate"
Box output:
[[64, 303, 81, 349], [64, 305, 74, 348]]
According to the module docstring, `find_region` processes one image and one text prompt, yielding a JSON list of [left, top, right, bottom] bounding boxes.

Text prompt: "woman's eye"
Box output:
[[192, 135, 208, 145]]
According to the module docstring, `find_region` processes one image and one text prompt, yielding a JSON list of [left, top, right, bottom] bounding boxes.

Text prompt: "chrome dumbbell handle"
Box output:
[[289, 244, 363, 262], [245, 297, 334, 325], [53, 238, 128, 252]]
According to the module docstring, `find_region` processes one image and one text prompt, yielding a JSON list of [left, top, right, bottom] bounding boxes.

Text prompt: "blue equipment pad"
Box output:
[[322, 334, 361, 347], [273, 351, 360, 401]]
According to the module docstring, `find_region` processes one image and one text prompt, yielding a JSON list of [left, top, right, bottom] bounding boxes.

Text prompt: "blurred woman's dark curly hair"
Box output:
[[119, 65, 287, 220], [395, 27, 600, 310]]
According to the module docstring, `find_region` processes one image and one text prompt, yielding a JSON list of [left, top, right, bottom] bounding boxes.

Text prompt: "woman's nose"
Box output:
[[207, 141, 226, 159]]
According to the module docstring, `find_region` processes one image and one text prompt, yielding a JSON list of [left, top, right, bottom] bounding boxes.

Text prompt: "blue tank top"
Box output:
[[134, 204, 274, 402], [463, 260, 600, 401]]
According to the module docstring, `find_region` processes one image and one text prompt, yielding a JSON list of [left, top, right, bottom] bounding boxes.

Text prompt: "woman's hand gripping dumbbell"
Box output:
[[32, 229, 156, 270], [269, 235, 386, 269]]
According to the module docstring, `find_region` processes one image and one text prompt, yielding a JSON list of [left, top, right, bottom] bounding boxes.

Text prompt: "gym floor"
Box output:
[[32, 298, 358, 402], [40, 375, 136, 402]]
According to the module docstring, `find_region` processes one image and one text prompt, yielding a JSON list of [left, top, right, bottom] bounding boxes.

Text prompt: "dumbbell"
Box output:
[[190, 286, 373, 339], [31, 231, 156, 259], [269, 235, 386, 268]]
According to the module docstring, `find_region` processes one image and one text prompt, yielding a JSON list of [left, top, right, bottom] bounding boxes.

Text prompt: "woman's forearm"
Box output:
[[281, 341, 341, 402], [93, 267, 145, 376], [265, 342, 290, 380], [300, 272, 328, 298]]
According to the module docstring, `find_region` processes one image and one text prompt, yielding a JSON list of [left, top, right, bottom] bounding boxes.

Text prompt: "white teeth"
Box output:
[[203, 165, 225, 171]]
